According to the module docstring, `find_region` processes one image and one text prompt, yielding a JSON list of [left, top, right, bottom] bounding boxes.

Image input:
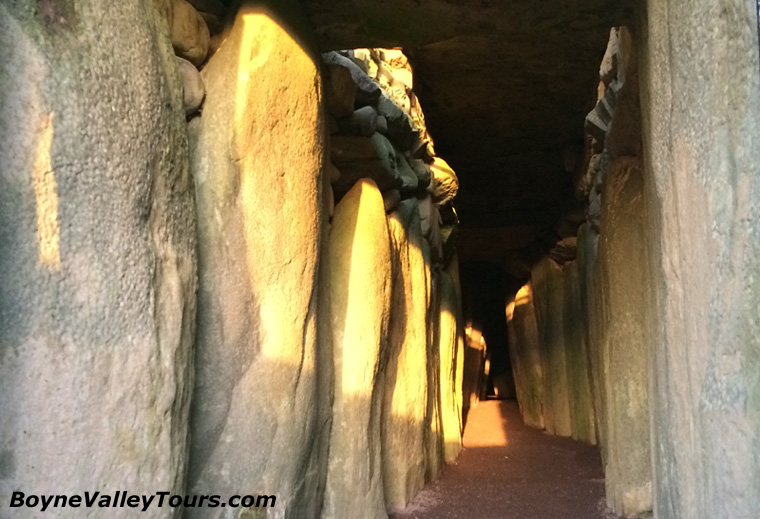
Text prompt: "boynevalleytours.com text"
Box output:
[[10, 491, 276, 512]]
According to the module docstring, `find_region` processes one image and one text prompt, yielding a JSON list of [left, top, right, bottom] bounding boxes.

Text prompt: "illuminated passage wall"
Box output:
[[0, 1, 467, 518]]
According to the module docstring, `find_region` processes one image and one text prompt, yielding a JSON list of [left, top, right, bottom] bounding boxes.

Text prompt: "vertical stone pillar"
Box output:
[[0, 2, 196, 516], [187, 5, 325, 517], [640, 0, 760, 516]]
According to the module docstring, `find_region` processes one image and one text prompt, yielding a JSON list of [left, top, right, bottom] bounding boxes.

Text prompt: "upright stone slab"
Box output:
[[596, 157, 652, 515], [187, 6, 325, 517], [0, 2, 196, 516], [563, 260, 596, 444], [438, 271, 464, 462], [531, 257, 572, 437], [640, 1, 760, 515], [382, 200, 428, 512], [323, 179, 391, 519], [506, 284, 545, 429], [423, 245, 445, 481]]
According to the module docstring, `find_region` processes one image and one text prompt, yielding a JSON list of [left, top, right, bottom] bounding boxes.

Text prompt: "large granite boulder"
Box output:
[[322, 178, 391, 519], [0, 2, 196, 516], [187, 6, 326, 517]]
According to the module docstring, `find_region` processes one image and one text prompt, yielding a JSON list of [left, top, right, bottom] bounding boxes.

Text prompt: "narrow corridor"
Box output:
[[392, 400, 615, 519]]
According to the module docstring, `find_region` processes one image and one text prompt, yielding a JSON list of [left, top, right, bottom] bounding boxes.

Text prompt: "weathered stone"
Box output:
[[175, 56, 205, 116], [383, 199, 429, 512], [531, 257, 572, 437], [585, 82, 618, 146], [331, 132, 404, 198], [462, 318, 486, 421], [0, 2, 196, 512], [376, 114, 389, 134], [418, 195, 443, 265], [599, 28, 619, 87], [336, 105, 378, 136], [323, 179, 391, 519], [440, 223, 459, 267], [428, 156, 459, 204], [376, 93, 418, 150], [187, 8, 325, 517], [331, 135, 376, 163], [324, 62, 357, 118], [411, 158, 432, 188], [423, 250, 444, 482], [171, 0, 210, 66], [641, 1, 760, 515], [562, 260, 595, 445], [594, 157, 652, 515], [394, 148, 420, 194], [506, 285, 545, 429], [322, 51, 381, 106], [438, 271, 464, 462]]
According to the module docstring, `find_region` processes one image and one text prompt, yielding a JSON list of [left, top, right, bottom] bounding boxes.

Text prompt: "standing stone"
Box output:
[[323, 179, 391, 519], [641, 4, 760, 516], [438, 271, 464, 462], [562, 260, 596, 444], [187, 6, 325, 518], [506, 284, 545, 429], [382, 200, 428, 513], [595, 157, 652, 515], [423, 244, 445, 481], [531, 257, 572, 437], [0, 2, 196, 517]]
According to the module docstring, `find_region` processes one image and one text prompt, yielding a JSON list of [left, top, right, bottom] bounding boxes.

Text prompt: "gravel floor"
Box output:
[[391, 400, 618, 519]]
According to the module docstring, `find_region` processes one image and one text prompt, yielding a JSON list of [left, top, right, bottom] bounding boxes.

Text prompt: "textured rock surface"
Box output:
[[594, 157, 651, 515], [383, 200, 428, 513], [530, 258, 572, 437], [187, 6, 326, 517], [323, 179, 391, 519], [438, 271, 464, 463], [423, 248, 445, 482], [170, 0, 210, 66], [176, 56, 204, 115], [562, 260, 596, 445], [428, 157, 459, 205], [506, 285, 545, 429], [0, 2, 196, 516], [640, 0, 760, 516]]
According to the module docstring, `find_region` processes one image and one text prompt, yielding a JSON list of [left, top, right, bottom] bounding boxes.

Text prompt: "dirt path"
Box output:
[[391, 400, 615, 519]]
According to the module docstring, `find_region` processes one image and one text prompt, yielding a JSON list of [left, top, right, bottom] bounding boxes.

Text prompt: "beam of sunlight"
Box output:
[[32, 112, 60, 271]]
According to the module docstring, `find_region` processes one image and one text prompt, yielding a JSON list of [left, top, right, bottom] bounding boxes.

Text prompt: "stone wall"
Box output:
[[640, 0, 760, 516], [0, 2, 466, 518], [0, 2, 197, 517], [507, 26, 651, 517]]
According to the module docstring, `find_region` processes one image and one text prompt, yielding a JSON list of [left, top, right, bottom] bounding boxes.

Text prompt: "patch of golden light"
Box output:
[[32, 112, 60, 271], [506, 283, 532, 321]]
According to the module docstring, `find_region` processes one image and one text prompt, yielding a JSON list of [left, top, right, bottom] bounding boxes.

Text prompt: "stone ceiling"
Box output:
[[298, 0, 634, 281]]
